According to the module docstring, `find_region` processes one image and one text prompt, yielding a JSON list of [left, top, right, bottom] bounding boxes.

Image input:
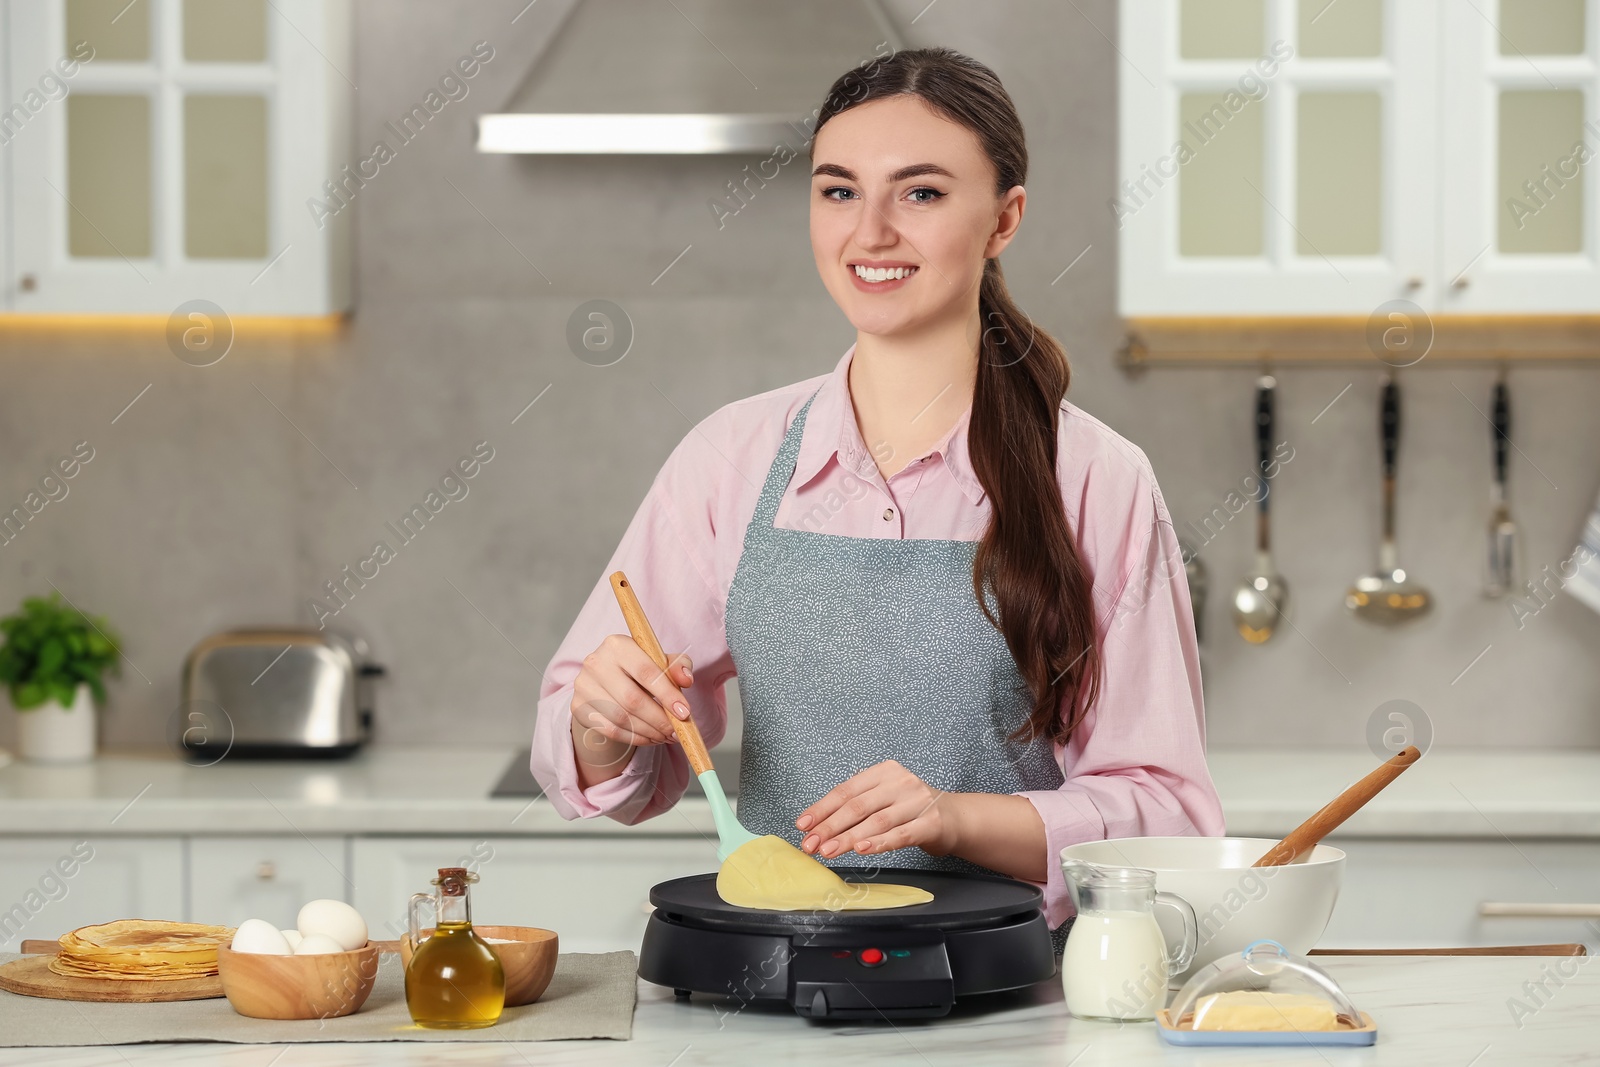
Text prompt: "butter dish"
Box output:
[[1156, 939, 1377, 1047]]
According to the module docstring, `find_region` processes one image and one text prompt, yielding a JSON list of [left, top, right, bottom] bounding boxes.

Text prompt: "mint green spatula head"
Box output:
[[699, 769, 760, 862]]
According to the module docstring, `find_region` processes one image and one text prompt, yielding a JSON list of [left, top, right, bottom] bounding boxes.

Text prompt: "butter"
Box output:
[[1192, 991, 1340, 1031]]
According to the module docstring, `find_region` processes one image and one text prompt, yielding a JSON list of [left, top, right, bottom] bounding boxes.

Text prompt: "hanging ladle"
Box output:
[[1233, 375, 1288, 643], [1347, 375, 1432, 624]]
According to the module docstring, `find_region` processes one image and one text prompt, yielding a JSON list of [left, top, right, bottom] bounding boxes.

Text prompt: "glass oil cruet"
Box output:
[[405, 866, 505, 1029], [1060, 859, 1197, 1022]]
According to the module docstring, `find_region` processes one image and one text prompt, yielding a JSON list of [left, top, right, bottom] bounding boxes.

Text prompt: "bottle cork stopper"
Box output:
[[436, 867, 471, 896]]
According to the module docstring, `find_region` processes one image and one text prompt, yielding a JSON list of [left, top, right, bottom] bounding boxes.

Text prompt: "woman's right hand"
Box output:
[[570, 634, 694, 754]]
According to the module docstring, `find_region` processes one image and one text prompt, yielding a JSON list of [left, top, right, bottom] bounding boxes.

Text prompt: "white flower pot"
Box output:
[[15, 683, 97, 763]]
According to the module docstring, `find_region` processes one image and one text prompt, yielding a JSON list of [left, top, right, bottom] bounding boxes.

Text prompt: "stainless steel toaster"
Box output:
[[179, 629, 384, 759]]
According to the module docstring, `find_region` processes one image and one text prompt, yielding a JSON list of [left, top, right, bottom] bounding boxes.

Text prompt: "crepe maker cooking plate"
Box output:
[[638, 867, 1056, 1019]]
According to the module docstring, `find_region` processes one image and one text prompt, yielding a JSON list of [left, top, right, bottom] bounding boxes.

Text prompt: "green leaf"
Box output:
[[37, 638, 66, 676], [13, 681, 45, 709]]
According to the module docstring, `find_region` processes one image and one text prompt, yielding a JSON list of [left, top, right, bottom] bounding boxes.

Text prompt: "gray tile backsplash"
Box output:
[[1, 0, 1597, 758]]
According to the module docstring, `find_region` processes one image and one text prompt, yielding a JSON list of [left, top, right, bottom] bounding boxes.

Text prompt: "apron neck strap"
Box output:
[[750, 387, 822, 530]]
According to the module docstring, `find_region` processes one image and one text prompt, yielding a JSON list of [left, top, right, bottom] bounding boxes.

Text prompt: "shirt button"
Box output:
[[882, 508, 894, 520]]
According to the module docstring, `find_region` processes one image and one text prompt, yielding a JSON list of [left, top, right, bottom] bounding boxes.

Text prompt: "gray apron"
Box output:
[[725, 389, 1070, 949]]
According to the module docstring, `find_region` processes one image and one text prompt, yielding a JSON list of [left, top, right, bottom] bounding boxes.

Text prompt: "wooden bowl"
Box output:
[[400, 926, 558, 1007], [217, 943, 379, 1020]]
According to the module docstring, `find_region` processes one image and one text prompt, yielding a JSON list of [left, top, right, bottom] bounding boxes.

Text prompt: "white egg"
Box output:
[[293, 933, 345, 955], [296, 898, 368, 951], [280, 928, 303, 951], [231, 918, 292, 955]]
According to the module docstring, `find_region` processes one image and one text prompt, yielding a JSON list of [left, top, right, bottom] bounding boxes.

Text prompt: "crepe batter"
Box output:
[[717, 834, 933, 911]]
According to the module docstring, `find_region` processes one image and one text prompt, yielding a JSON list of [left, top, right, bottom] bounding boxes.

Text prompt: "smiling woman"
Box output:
[[531, 48, 1224, 950]]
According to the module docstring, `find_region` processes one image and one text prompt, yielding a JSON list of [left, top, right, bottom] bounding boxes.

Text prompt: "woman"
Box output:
[[531, 47, 1223, 949]]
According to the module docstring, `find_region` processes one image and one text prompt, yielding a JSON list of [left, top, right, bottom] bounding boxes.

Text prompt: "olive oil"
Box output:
[[405, 867, 505, 1029], [405, 921, 505, 1028]]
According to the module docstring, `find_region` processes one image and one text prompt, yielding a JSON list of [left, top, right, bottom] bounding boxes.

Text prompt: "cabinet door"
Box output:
[[1320, 838, 1600, 949], [188, 835, 350, 930], [351, 837, 710, 953], [1438, 0, 1600, 312], [4, 0, 352, 314], [0, 837, 184, 950], [1119, 0, 1438, 315]]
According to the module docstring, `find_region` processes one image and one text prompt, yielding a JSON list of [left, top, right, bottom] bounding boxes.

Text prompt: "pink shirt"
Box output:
[[531, 347, 1224, 928]]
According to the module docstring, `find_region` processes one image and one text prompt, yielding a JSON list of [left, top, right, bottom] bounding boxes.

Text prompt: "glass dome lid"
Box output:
[[1167, 939, 1362, 1032]]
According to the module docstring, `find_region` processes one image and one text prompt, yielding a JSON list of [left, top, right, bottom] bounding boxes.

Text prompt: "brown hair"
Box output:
[[811, 47, 1101, 746]]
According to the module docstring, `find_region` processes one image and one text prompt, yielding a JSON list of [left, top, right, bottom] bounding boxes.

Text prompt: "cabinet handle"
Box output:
[[256, 861, 277, 882], [1479, 902, 1600, 918]]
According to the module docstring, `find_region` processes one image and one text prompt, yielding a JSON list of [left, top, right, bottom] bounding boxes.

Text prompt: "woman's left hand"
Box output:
[[796, 760, 963, 859]]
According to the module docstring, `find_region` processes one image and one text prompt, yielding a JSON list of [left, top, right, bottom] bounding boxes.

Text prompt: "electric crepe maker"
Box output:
[[638, 867, 1056, 1019]]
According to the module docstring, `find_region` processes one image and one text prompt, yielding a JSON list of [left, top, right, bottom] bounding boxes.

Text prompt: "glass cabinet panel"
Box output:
[[185, 95, 269, 258], [1498, 0, 1585, 56], [1497, 89, 1585, 254], [1180, 0, 1265, 59], [1178, 90, 1265, 255], [1297, 92, 1382, 254], [1298, 0, 1382, 57], [65, 0, 150, 60], [184, 0, 268, 63], [66, 94, 151, 258]]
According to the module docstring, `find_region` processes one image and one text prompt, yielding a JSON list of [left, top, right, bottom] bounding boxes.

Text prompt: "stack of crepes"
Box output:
[[47, 920, 235, 981]]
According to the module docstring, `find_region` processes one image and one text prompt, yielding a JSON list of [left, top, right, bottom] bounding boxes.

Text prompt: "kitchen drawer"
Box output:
[[1321, 839, 1600, 949], [350, 837, 708, 953], [0, 837, 184, 950], [187, 835, 351, 930]]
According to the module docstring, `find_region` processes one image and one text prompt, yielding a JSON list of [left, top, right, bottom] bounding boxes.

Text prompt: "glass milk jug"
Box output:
[[1060, 859, 1197, 1021], [405, 866, 505, 1029]]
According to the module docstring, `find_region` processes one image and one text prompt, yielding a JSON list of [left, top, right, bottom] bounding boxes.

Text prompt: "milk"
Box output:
[[1061, 909, 1170, 1021]]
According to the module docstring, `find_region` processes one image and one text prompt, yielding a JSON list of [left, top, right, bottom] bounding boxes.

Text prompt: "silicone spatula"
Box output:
[[609, 571, 759, 862]]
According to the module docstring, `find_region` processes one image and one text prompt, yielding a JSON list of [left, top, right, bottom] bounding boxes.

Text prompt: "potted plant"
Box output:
[[0, 594, 120, 763]]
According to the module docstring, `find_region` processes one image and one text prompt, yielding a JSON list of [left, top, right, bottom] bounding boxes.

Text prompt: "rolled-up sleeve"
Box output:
[[1014, 486, 1225, 929], [530, 428, 737, 825]]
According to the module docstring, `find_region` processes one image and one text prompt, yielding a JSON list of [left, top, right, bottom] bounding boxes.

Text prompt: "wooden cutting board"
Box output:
[[0, 939, 223, 1002]]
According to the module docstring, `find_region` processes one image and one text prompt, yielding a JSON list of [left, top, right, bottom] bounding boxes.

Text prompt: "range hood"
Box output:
[[478, 0, 903, 155]]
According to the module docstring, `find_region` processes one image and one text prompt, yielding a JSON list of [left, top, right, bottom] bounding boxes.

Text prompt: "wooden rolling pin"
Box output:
[[1253, 746, 1421, 867], [608, 571, 713, 775]]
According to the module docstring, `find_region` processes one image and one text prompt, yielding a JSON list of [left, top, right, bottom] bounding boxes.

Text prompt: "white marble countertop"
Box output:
[[1, 746, 1599, 839], [2, 955, 1594, 1066]]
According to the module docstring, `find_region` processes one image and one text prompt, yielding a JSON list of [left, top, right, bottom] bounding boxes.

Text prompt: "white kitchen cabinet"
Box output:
[[187, 835, 350, 930], [1119, 0, 1600, 315], [2, 0, 352, 315], [0, 837, 183, 950], [1319, 838, 1600, 949], [1438, 0, 1600, 313], [350, 836, 710, 953]]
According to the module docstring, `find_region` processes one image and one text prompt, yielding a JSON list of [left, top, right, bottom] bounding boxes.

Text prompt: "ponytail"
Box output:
[[971, 261, 1101, 744]]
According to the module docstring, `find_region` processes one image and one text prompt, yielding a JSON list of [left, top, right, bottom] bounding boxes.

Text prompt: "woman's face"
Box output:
[[809, 94, 1025, 341]]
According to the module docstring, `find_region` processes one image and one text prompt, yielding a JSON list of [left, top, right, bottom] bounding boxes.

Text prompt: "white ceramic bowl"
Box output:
[[1058, 836, 1345, 982]]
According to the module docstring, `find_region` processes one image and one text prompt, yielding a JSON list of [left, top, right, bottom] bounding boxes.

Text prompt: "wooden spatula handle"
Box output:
[[1253, 746, 1421, 867], [609, 571, 714, 776]]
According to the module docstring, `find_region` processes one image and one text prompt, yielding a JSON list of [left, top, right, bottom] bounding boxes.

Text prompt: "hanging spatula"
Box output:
[[609, 571, 759, 862]]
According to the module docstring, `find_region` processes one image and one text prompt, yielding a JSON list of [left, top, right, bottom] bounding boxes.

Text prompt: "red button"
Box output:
[[859, 948, 885, 966]]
